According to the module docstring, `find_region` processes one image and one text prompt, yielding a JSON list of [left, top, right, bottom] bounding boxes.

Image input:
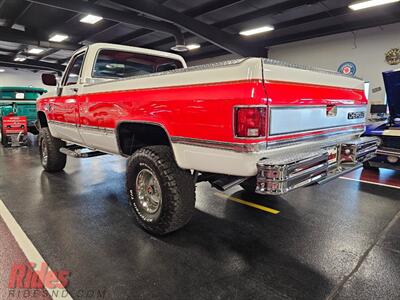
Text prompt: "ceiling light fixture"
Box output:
[[80, 14, 103, 24], [0, 69, 5, 72], [49, 34, 69, 42], [14, 57, 27, 62], [186, 44, 201, 50], [349, 0, 400, 10], [239, 25, 274, 36], [171, 43, 201, 52], [171, 44, 188, 52], [28, 48, 44, 54]]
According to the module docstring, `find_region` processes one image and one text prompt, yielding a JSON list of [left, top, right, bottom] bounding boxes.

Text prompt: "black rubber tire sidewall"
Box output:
[[126, 146, 195, 235], [39, 127, 67, 172]]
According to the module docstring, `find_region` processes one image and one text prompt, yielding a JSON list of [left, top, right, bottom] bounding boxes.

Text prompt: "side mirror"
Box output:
[[42, 73, 57, 86]]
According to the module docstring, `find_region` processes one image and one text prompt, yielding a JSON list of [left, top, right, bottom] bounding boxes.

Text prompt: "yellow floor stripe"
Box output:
[[214, 192, 280, 214]]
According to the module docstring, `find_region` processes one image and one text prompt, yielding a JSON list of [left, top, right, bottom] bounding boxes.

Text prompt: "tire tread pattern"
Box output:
[[39, 127, 67, 172], [127, 145, 195, 235]]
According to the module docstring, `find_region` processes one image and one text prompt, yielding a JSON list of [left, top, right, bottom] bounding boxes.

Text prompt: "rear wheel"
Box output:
[[39, 127, 66, 172], [126, 145, 195, 235]]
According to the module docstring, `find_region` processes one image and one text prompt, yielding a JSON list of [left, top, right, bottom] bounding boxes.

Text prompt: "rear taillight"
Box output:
[[234, 107, 266, 138]]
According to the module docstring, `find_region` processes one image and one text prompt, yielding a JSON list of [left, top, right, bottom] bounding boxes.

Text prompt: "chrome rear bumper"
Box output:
[[256, 136, 379, 195]]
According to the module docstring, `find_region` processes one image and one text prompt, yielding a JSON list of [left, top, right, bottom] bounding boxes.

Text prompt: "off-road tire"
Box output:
[[126, 145, 195, 235], [240, 177, 257, 194], [39, 127, 66, 172]]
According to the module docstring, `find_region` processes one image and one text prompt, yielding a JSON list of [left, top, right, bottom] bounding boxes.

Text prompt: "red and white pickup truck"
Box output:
[[37, 43, 378, 234]]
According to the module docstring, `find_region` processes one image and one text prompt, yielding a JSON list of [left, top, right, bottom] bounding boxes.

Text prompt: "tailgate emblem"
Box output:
[[326, 105, 337, 117], [348, 111, 365, 120]]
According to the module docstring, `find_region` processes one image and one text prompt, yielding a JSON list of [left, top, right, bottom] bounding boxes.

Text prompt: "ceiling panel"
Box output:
[[0, 0, 399, 70]]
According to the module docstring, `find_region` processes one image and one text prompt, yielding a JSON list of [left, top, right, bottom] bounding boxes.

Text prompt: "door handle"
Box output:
[[68, 87, 79, 93]]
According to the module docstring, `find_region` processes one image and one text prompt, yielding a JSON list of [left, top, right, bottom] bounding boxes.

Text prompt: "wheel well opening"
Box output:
[[117, 123, 171, 156], [37, 111, 48, 128]]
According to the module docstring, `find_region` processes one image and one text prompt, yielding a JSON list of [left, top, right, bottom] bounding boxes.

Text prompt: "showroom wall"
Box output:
[[269, 23, 400, 104], [192, 23, 400, 104], [0, 68, 47, 89]]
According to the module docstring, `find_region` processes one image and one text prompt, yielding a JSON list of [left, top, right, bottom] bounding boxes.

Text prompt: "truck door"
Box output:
[[52, 51, 86, 144]]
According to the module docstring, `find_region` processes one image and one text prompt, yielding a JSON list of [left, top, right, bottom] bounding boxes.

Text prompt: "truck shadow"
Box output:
[[36, 170, 340, 299], [157, 208, 332, 299]]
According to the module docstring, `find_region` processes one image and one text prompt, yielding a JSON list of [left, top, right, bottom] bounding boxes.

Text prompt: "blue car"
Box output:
[[364, 69, 400, 170]]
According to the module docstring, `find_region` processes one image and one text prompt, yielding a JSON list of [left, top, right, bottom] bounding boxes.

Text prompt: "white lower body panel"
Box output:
[[172, 131, 363, 177], [47, 120, 364, 178], [172, 143, 266, 177], [48, 121, 119, 154]]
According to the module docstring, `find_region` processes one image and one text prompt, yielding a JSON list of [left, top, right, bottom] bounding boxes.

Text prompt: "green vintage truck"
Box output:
[[0, 86, 47, 134]]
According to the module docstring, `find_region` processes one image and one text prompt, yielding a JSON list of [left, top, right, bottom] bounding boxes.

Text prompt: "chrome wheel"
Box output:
[[135, 169, 162, 215], [41, 141, 48, 165]]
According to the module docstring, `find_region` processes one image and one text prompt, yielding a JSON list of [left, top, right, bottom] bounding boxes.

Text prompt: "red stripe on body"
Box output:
[[37, 79, 367, 145], [264, 80, 367, 106]]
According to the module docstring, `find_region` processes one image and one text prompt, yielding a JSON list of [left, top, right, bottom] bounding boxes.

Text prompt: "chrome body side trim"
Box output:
[[170, 136, 267, 153], [48, 120, 365, 155], [48, 120, 115, 134], [48, 120, 77, 128], [80, 124, 115, 134], [171, 127, 364, 153]]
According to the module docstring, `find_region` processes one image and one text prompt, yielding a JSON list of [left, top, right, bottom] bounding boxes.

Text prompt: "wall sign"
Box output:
[[385, 48, 400, 65], [338, 62, 357, 76], [372, 87, 382, 93]]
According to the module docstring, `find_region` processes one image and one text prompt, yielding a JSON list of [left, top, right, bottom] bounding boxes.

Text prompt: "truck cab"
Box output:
[[40, 43, 186, 150]]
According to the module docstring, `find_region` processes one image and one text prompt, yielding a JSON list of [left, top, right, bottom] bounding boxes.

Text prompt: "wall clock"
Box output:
[[385, 48, 400, 65]]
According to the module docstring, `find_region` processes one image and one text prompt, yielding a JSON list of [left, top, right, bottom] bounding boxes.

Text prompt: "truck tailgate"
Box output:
[[262, 59, 367, 143]]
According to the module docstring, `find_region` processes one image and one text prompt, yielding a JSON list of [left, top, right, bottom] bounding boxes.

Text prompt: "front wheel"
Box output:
[[126, 146, 195, 235], [39, 127, 67, 172]]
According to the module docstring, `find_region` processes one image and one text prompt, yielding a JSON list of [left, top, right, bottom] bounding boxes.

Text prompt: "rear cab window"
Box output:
[[92, 49, 183, 79]]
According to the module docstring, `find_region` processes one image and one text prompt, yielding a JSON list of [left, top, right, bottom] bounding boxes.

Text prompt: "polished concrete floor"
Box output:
[[0, 143, 400, 300]]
